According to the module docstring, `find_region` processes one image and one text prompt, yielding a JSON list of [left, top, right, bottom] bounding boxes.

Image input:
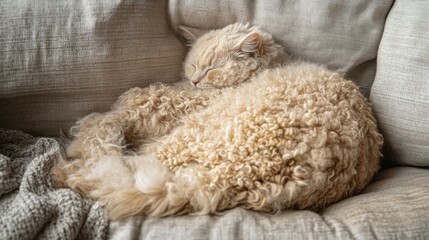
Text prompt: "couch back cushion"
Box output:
[[169, 0, 393, 96], [0, 0, 185, 136], [1, 1, 394, 136], [370, 0, 429, 166]]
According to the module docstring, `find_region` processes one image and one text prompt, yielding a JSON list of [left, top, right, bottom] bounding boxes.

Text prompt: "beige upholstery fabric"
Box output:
[[169, 0, 394, 96], [109, 167, 429, 239], [370, 0, 429, 166], [0, 1, 394, 136], [0, 0, 185, 136]]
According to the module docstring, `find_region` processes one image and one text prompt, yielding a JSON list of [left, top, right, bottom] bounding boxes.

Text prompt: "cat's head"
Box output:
[[180, 23, 287, 89]]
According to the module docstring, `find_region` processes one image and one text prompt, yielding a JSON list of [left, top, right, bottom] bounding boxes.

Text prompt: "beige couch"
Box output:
[[1, 0, 429, 239]]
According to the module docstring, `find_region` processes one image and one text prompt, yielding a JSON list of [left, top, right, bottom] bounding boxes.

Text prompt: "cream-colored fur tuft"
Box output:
[[52, 23, 383, 220], [134, 155, 170, 194]]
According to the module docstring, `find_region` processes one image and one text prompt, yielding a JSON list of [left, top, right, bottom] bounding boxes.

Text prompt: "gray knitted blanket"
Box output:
[[0, 129, 108, 240]]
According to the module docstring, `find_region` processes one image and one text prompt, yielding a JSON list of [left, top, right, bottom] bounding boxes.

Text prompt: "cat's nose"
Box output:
[[191, 77, 202, 86], [191, 70, 205, 86]]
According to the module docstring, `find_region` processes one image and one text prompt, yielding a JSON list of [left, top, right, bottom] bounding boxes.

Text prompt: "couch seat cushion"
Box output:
[[109, 167, 429, 239]]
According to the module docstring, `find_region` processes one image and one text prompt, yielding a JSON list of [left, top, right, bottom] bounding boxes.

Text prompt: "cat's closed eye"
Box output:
[[190, 67, 217, 86]]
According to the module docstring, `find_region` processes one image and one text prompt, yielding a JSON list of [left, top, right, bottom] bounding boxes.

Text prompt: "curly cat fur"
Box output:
[[52, 23, 383, 220]]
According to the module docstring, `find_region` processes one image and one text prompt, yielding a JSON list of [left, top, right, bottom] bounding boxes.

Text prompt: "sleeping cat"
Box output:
[[53, 23, 383, 220]]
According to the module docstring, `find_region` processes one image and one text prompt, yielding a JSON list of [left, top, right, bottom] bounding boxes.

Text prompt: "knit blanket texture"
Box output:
[[0, 129, 108, 240]]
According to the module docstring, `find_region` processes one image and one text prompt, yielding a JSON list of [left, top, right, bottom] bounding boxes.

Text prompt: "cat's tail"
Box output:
[[99, 155, 224, 220]]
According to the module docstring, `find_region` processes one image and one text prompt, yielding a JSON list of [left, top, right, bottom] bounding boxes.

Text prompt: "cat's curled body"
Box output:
[[53, 23, 383, 220]]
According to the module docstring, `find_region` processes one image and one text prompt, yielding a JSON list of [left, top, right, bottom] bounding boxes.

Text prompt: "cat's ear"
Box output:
[[179, 25, 208, 46], [238, 32, 262, 56]]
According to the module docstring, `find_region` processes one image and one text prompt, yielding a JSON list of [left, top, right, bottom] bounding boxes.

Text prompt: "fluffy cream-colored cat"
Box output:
[[53, 23, 383, 220]]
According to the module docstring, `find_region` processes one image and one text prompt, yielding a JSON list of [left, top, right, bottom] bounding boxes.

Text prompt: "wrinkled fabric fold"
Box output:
[[0, 129, 108, 240]]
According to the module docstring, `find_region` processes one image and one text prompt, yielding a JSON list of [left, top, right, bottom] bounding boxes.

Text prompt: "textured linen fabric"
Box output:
[[0, 0, 185, 136], [168, 0, 394, 96], [109, 167, 429, 240], [370, 0, 429, 166], [0, 129, 107, 240]]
